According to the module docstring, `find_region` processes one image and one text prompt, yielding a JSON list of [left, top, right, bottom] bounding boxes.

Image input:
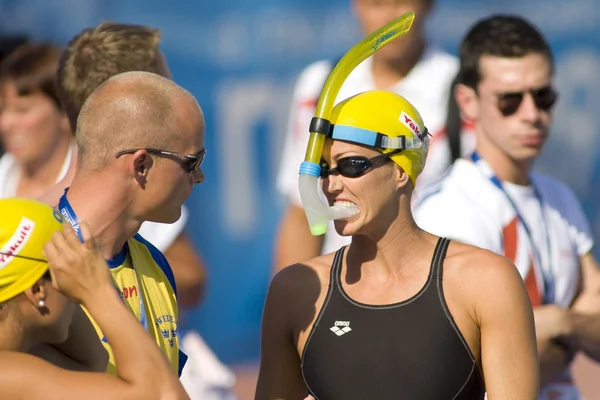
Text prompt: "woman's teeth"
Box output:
[[333, 201, 360, 219]]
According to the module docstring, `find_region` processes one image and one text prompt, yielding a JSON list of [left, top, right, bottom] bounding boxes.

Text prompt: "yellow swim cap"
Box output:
[[0, 198, 63, 303], [328, 90, 429, 185]]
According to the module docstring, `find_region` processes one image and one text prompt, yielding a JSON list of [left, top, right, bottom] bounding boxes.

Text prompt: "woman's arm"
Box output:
[[22, 222, 190, 400], [476, 254, 539, 399]]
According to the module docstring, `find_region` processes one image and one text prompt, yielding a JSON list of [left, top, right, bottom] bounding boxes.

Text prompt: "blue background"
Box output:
[[1, 0, 599, 364]]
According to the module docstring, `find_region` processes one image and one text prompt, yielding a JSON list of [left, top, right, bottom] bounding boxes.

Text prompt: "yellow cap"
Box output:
[[0, 198, 63, 303], [329, 90, 429, 185]]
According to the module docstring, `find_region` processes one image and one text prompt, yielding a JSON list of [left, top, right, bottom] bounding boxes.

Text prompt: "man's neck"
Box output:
[[475, 140, 532, 186], [64, 176, 141, 259], [371, 39, 425, 90]]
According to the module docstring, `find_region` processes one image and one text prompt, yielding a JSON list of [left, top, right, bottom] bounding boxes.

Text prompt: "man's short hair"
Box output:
[[57, 22, 162, 131], [0, 42, 63, 108], [458, 14, 554, 89], [75, 71, 190, 173]]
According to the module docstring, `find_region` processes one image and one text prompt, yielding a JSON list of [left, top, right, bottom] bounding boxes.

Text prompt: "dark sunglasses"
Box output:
[[115, 148, 206, 174], [320, 149, 402, 179], [495, 86, 558, 117]]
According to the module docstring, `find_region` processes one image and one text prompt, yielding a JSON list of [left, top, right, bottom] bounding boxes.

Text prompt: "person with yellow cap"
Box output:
[[273, 0, 467, 275], [256, 90, 539, 399], [0, 197, 189, 399]]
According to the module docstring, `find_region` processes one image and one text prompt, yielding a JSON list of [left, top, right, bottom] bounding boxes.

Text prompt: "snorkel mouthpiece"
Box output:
[[298, 11, 416, 235]]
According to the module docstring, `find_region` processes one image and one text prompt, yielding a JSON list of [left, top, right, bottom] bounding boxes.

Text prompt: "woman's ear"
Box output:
[[395, 165, 411, 189], [23, 279, 48, 313]]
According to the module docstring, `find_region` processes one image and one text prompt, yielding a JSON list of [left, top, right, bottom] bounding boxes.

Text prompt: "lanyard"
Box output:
[[58, 190, 149, 331], [470, 152, 554, 304]]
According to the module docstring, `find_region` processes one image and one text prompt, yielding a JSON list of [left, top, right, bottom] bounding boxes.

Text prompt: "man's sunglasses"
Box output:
[[495, 85, 558, 117], [320, 149, 402, 179], [115, 148, 206, 174]]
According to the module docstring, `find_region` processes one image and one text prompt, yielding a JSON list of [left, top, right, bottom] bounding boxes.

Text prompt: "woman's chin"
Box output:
[[334, 216, 361, 236]]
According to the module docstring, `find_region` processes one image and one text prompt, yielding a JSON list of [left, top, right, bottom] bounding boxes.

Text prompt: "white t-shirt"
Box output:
[[0, 149, 187, 252], [277, 46, 472, 255], [0, 147, 74, 197], [137, 207, 188, 252], [0, 146, 74, 198], [414, 158, 594, 398]]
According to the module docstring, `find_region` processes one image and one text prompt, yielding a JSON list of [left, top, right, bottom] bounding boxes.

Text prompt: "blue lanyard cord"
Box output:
[[58, 190, 149, 331], [470, 153, 554, 304]]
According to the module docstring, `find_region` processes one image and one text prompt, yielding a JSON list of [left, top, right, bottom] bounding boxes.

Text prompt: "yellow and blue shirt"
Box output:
[[82, 234, 187, 376], [58, 191, 187, 376]]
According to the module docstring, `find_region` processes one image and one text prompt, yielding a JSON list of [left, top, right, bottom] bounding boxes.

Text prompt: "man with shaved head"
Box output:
[[43, 22, 206, 310], [73, 71, 204, 222], [56, 70, 205, 376]]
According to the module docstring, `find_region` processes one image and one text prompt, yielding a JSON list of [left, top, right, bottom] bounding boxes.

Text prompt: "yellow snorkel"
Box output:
[[298, 11, 416, 235]]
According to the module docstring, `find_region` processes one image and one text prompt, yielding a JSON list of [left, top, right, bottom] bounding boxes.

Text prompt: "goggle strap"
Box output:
[[329, 124, 424, 150], [381, 136, 422, 150]]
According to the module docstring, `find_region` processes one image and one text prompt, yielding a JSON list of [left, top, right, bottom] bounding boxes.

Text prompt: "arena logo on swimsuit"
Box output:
[[0, 218, 35, 268]]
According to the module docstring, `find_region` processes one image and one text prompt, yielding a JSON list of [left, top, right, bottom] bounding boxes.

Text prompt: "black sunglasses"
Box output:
[[320, 149, 402, 179], [495, 85, 558, 117], [115, 148, 206, 174]]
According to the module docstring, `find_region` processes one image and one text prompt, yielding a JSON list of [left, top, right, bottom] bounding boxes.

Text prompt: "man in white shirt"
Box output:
[[273, 0, 473, 272], [414, 14, 600, 399]]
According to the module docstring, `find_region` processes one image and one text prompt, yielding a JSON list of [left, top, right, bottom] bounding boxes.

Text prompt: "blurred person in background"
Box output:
[[0, 198, 188, 400], [51, 22, 235, 399], [0, 34, 29, 67], [257, 91, 538, 399], [272, 0, 475, 273], [0, 33, 29, 158], [414, 14, 600, 399], [0, 43, 73, 200]]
